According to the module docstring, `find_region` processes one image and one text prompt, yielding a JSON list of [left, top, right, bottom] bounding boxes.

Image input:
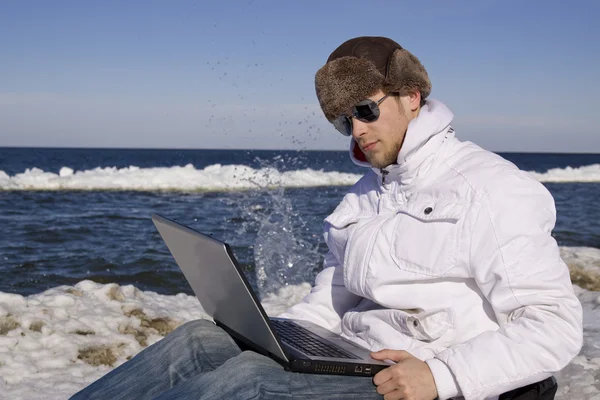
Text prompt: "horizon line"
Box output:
[[1, 145, 600, 156]]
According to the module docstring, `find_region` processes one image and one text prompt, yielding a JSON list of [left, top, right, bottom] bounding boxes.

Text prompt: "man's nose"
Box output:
[[351, 118, 368, 139]]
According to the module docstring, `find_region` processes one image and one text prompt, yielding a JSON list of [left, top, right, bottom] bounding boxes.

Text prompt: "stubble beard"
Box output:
[[365, 98, 408, 169], [367, 140, 402, 169], [368, 99, 407, 169]]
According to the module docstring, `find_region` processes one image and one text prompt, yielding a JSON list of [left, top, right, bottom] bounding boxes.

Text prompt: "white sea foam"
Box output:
[[528, 163, 600, 183], [0, 247, 599, 399], [1, 163, 599, 192], [0, 164, 361, 191]]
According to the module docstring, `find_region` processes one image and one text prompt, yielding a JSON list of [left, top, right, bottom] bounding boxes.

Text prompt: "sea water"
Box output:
[[1, 147, 599, 399]]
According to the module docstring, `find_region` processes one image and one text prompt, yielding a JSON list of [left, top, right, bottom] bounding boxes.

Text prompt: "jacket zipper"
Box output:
[[381, 169, 389, 185]]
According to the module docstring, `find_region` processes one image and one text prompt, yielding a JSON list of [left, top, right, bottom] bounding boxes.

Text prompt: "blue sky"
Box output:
[[0, 0, 598, 152]]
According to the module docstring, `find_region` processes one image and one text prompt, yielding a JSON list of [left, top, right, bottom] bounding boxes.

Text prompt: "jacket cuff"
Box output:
[[425, 358, 461, 400]]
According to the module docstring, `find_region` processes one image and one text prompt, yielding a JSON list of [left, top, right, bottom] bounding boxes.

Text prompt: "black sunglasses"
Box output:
[[332, 93, 393, 136]]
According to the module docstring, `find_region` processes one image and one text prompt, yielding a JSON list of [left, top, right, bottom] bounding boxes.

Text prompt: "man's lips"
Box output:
[[361, 141, 378, 152]]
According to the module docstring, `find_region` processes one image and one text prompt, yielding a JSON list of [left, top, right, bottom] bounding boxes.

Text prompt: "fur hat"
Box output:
[[315, 36, 431, 121]]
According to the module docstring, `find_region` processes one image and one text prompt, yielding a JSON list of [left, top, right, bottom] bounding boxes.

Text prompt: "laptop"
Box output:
[[152, 214, 391, 376]]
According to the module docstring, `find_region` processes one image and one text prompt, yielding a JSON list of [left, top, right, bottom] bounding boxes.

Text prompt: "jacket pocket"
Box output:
[[403, 308, 455, 342], [390, 198, 467, 276], [343, 306, 455, 348]]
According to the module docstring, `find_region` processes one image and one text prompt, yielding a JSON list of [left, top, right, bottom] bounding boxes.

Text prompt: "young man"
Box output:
[[71, 37, 582, 400]]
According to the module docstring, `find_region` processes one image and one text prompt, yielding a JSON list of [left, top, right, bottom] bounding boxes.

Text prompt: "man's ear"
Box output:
[[408, 90, 421, 112]]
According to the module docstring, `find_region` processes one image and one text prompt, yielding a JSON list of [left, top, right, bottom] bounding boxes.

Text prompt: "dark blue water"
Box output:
[[0, 148, 358, 176], [1, 148, 599, 297], [2, 147, 600, 176]]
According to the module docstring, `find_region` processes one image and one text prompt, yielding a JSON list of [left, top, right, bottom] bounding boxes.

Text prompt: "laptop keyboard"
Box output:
[[270, 319, 358, 359]]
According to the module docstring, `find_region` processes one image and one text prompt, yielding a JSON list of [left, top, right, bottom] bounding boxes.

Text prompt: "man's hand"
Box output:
[[371, 350, 438, 400]]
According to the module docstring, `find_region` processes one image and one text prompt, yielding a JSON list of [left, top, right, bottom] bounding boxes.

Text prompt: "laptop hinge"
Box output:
[[214, 319, 290, 364]]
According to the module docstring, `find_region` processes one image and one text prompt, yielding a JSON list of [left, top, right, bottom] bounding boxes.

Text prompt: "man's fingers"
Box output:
[[372, 368, 392, 386], [373, 354, 437, 400], [383, 390, 404, 400], [375, 379, 397, 396], [371, 349, 412, 362]]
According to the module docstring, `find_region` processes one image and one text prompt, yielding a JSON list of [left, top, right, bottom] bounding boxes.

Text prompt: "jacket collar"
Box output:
[[349, 99, 454, 185]]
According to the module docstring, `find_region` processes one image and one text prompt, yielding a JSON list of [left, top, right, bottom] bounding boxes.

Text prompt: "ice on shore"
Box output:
[[0, 246, 599, 399]]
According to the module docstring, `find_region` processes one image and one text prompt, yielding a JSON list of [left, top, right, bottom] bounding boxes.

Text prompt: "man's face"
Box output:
[[350, 90, 416, 169]]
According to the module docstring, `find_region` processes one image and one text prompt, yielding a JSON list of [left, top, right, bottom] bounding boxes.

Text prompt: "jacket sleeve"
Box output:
[[277, 249, 362, 332], [427, 172, 583, 400]]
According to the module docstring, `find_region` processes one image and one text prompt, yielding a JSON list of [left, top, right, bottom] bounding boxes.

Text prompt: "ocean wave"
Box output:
[[0, 164, 362, 192], [528, 163, 600, 183], [0, 163, 599, 192]]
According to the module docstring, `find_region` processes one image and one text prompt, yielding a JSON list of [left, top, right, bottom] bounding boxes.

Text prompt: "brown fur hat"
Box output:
[[315, 36, 431, 121]]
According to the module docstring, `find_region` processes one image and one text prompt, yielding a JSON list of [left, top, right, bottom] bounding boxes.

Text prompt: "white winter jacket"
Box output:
[[279, 99, 583, 400]]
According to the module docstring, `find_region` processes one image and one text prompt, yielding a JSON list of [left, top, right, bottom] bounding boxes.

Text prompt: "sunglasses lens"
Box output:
[[354, 100, 379, 122], [333, 116, 352, 136]]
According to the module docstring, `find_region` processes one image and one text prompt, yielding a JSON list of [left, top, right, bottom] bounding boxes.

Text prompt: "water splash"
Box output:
[[252, 187, 322, 297], [227, 154, 323, 298]]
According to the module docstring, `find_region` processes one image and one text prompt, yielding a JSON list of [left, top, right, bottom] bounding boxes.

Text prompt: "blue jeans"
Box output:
[[70, 319, 382, 400]]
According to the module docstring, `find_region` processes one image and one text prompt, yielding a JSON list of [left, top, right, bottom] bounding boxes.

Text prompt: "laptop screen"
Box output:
[[152, 214, 288, 362]]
